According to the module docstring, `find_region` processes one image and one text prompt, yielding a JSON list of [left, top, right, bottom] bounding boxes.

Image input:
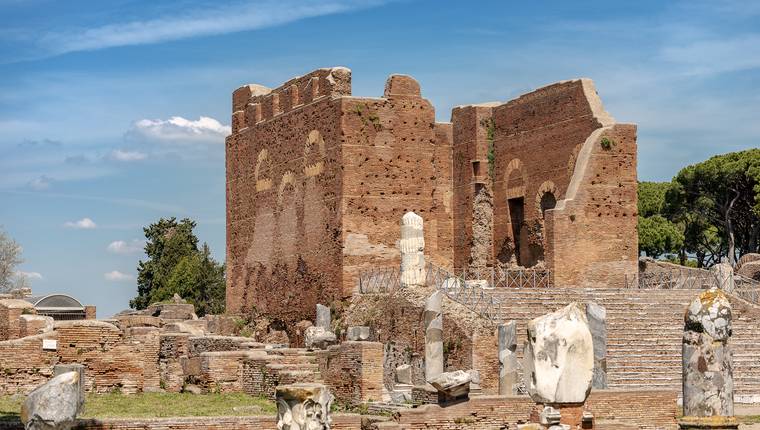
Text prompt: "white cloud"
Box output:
[[104, 270, 134, 281], [106, 239, 144, 255], [64, 217, 97, 229], [27, 175, 52, 190], [129, 116, 230, 144], [16, 271, 43, 280], [36, 1, 389, 56], [108, 149, 147, 162]]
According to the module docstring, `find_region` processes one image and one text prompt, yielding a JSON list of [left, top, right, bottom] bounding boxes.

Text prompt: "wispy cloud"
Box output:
[[34, 0, 389, 58], [128, 116, 230, 145], [106, 239, 145, 255], [64, 217, 97, 229], [104, 270, 134, 281], [27, 175, 53, 191], [107, 149, 147, 162]]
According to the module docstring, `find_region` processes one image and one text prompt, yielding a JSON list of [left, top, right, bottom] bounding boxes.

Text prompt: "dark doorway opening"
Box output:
[[540, 192, 557, 218], [508, 197, 524, 265]]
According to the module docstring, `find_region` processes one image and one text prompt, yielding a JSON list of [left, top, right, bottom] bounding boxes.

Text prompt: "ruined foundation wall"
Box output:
[[226, 68, 349, 326], [316, 341, 384, 404], [345, 287, 499, 394]]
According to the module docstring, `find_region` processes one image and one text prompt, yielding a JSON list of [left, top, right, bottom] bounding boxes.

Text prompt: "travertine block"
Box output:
[[523, 302, 593, 404]]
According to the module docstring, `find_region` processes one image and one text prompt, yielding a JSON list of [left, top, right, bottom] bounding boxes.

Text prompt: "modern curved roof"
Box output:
[[24, 294, 84, 310]]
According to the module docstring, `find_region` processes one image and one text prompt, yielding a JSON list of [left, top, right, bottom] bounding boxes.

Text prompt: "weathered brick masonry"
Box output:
[[226, 68, 638, 332], [226, 68, 457, 329]]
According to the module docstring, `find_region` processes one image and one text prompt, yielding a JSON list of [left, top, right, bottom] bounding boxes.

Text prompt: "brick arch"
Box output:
[[277, 170, 297, 205], [535, 180, 558, 216], [254, 149, 273, 192], [505, 158, 528, 199], [303, 129, 326, 177]]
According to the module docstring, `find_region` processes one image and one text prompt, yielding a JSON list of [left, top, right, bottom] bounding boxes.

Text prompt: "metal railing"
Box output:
[[358, 262, 503, 322], [625, 270, 721, 290], [625, 267, 760, 306]]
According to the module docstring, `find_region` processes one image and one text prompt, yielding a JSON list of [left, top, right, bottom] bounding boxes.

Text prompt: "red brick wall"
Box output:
[[0, 333, 57, 394], [545, 124, 638, 287], [227, 70, 454, 331], [226, 68, 348, 328], [340, 76, 454, 292], [317, 341, 384, 404]]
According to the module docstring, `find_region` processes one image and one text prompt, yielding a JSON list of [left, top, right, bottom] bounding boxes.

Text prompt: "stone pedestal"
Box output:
[[683, 288, 733, 417], [424, 291, 443, 382], [316, 304, 331, 330], [528, 403, 593, 430], [275, 383, 333, 430], [400, 211, 425, 287], [677, 416, 739, 429]]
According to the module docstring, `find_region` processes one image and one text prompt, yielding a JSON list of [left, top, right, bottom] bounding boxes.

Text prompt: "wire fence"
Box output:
[[625, 267, 760, 305], [358, 263, 504, 321]]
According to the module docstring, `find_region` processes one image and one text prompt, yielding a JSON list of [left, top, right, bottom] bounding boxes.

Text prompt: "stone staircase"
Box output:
[[490, 287, 760, 402], [241, 347, 324, 398]]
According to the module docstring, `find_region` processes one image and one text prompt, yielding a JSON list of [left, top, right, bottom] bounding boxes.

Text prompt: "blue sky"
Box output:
[[1, 0, 758, 317]]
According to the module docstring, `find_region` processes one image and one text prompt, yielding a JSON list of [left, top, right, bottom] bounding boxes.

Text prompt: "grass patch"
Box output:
[[0, 392, 275, 420]]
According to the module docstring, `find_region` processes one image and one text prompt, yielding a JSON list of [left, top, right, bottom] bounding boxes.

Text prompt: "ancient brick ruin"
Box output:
[[225, 67, 637, 326], [3, 66, 760, 430]]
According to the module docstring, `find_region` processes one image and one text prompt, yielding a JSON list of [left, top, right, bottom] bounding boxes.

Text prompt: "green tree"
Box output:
[[665, 149, 760, 266], [130, 218, 225, 315], [637, 215, 684, 259], [637, 182, 685, 258]]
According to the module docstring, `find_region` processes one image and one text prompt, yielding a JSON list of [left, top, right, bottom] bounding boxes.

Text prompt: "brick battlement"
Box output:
[[231, 67, 351, 133]]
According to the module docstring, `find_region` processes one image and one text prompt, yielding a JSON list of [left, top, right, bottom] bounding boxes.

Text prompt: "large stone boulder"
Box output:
[[21, 371, 83, 430], [276, 383, 333, 430], [523, 302, 594, 404], [304, 326, 337, 350], [737, 260, 760, 282], [683, 287, 734, 417]]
